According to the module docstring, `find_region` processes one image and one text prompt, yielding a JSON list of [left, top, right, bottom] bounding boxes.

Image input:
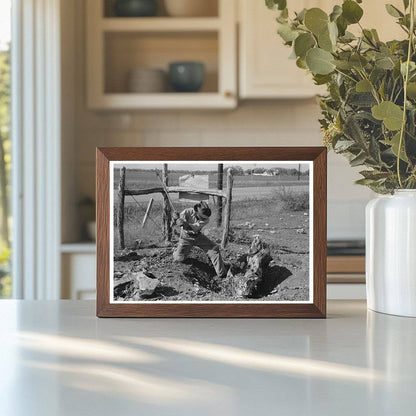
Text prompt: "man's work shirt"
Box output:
[[177, 208, 209, 237]]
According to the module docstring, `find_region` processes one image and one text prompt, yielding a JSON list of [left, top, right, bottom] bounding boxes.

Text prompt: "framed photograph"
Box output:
[[96, 147, 327, 318]]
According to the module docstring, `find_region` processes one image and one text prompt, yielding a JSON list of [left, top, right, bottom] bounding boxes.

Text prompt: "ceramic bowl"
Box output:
[[114, 0, 158, 17], [127, 68, 167, 93], [168, 62, 205, 93]]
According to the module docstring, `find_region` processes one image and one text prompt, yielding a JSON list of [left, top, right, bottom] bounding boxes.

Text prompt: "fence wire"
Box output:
[[114, 169, 229, 250], [113, 166, 310, 251]]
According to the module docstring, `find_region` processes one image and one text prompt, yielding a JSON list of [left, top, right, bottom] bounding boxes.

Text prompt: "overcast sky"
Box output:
[[114, 162, 310, 171]]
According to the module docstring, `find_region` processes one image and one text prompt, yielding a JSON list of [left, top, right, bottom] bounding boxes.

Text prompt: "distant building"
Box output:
[[253, 169, 279, 177]]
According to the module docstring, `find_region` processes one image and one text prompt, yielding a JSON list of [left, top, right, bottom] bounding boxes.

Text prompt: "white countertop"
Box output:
[[0, 300, 415, 415]]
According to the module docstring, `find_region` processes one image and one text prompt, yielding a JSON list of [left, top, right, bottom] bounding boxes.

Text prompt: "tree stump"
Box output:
[[224, 236, 272, 298]]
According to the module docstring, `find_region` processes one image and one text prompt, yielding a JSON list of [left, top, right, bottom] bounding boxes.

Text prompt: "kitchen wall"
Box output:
[[61, 0, 374, 243]]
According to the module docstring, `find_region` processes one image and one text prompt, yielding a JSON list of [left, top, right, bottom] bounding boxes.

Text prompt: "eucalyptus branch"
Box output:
[[393, 85, 404, 103], [334, 68, 358, 83], [397, 0, 415, 188], [358, 69, 381, 104], [267, 0, 416, 193], [390, 79, 398, 101], [358, 22, 378, 49]]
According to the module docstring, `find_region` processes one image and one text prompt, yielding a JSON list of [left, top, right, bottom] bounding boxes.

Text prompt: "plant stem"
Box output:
[[358, 69, 380, 104], [334, 68, 357, 83], [397, 0, 415, 188]]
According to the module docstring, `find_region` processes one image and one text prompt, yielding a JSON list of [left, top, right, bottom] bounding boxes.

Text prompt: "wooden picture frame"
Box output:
[[96, 147, 327, 318]]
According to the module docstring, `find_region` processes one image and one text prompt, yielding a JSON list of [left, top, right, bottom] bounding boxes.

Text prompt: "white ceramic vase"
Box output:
[[366, 190, 416, 317]]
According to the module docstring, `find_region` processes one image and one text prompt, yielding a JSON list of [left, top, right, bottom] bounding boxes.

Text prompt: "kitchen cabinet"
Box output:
[[239, 0, 324, 99], [86, 0, 237, 109], [238, 0, 404, 99], [61, 244, 96, 300]]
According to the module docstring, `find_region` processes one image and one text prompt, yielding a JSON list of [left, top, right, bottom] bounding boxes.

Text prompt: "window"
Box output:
[[0, 0, 11, 298]]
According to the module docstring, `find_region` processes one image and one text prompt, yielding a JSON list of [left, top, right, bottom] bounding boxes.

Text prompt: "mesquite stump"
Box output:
[[223, 236, 272, 298]]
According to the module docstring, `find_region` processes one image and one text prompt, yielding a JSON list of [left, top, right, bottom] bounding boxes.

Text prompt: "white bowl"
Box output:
[[127, 68, 167, 93], [164, 0, 217, 17]]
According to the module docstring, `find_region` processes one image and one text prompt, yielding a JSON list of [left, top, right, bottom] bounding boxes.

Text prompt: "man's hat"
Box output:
[[195, 201, 211, 218]]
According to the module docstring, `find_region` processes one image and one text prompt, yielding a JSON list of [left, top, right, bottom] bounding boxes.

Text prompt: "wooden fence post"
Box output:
[[118, 166, 126, 249], [216, 163, 223, 227], [221, 169, 233, 248], [141, 197, 154, 228], [162, 163, 172, 242]]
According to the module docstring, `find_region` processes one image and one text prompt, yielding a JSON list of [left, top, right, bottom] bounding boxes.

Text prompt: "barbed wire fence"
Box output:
[[114, 165, 233, 251]]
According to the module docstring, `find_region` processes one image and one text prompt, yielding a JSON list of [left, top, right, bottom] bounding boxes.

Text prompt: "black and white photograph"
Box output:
[[110, 161, 313, 303]]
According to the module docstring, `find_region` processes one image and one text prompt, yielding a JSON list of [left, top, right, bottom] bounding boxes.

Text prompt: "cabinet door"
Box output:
[[239, 0, 403, 99], [239, 0, 321, 99]]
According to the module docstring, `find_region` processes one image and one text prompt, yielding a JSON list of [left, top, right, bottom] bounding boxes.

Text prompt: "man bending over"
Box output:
[[173, 201, 227, 279]]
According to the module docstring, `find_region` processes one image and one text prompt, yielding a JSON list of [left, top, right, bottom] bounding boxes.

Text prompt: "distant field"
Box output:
[[113, 169, 309, 190]]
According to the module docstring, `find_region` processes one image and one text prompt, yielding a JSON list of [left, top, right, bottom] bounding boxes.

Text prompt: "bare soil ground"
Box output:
[[114, 207, 310, 302]]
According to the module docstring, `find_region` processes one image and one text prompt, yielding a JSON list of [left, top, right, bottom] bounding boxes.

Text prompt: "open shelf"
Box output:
[[104, 31, 219, 94], [101, 17, 221, 32], [86, 0, 236, 109], [91, 93, 235, 109], [103, 0, 219, 18], [61, 242, 96, 254]]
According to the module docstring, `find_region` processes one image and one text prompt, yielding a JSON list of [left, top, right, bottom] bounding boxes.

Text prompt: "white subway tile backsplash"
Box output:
[[73, 100, 373, 240]]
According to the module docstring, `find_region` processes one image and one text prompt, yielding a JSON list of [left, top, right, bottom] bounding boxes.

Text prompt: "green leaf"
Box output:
[[403, 0, 410, 9], [372, 101, 404, 130], [355, 178, 377, 185], [359, 170, 391, 180], [304, 8, 329, 35], [350, 53, 368, 69], [336, 15, 348, 36], [401, 61, 416, 76], [407, 82, 416, 99], [349, 92, 376, 107], [334, 139, 355, 152], [313, 74, 332, 85], [340, 31, 356, 42], [328, 21, 338, 45], [333, 59, 353, 70], [350, 152, 368, 167], [295, 8, 307, 22], [266, 0, 287, 11], [382, 132, 409, 162], [379, 78, 386, 99], [276, 8, 289, 23], [344, 114, 368, 147], [385, 4, 403, 18], [342, 0, 364, 24], [296, 57, 307, 69], [330, 5, 343, 22], [371, 29, 380, 42], [363, 29, 375, 44], [294, 33, 315, 57], [280, 8, 289, 19], [393, 61, 402, 78], [375, 56, 395, 70], [318, 32, 333, 52], [356, 79, 372, 92], [277, 23, 299, 42], [369, 136, 381, 162], [318, 22, 338, 52], [306, 48, 335, 75], [371, 67, 386, 84]]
